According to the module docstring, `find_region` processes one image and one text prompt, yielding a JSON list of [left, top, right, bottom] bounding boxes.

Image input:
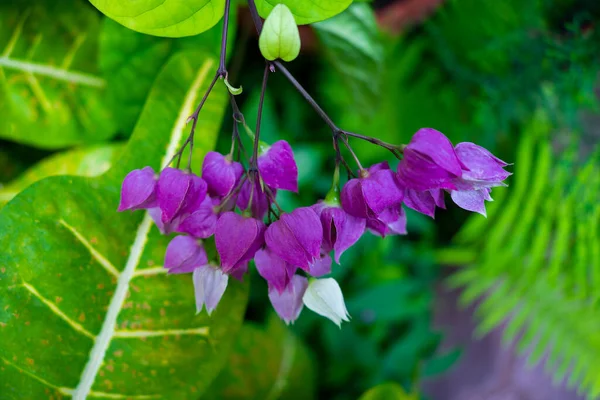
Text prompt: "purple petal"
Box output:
[[215, 212, 264, 273], [157, 168, 192, 223], [265, 207, 322, 270], [255, 248, 290, 294], [320, 206, 365, 263], [229, 261, 249, 281], [258, 140, 298, 192], [176, 196, 218, 238], [268, 275, 308, 325], [431, 188, 446, 209], [202, 151, 244, 197], [450, 189, 490, 216], [367, 207, 407, 237], [236, 179, 274, 220], [369, 169, 404, 208], [455, 142, 511, 185], [118, 167, 157, 211], [179, 175, 208, 216], [404, 189, 437, 218], [366, 161, 391, 174], [309, 253, 332, 277], [407, 128, 463, 176], [341, 179, 369, 218], [164, 236, 208, 274], [193, 265, 228, 315]]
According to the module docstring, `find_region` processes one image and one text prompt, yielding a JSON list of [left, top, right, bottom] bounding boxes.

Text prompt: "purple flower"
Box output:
[[341, 162, 404, 219], [309, 253, 332, 277], [176, 195, 219, 238], [164, 236, 208, 274], [404, 188, 446, 218], [229, 261, 249, 281], [193, 265, 228, 316], [258, 140, 298, 192], [215, 212, 265, 274], [157, 168, 207, 224], [236, 179, 275, 220], [265, 207, 322, 271], [268, 275, 308, 325], [367, 206, 407, 237], [397, 128, 464, 191], [450, 143, 511, 216], [202, 151, 244, 197], [254, 248, 295, 294], [313, 202, 365, 263], [118, 167, 157, 211]]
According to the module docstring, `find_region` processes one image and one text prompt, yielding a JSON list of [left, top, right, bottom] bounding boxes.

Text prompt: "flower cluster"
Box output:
[[118, 129, 510, 326]]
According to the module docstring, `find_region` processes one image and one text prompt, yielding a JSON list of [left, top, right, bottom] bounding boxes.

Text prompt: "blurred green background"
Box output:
[[1, 0, 599, 399]]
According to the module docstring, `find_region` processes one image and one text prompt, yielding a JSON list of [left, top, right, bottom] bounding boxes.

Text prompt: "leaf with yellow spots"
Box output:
[[0, 51, 248, 399]]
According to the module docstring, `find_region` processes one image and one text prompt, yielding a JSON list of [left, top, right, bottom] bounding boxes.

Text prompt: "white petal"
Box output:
[[302, 278, 350, 327], [192, 266, 207, 314], [193, 265, 229, 316]]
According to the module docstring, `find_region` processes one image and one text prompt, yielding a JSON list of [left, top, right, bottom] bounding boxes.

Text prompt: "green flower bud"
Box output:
[[259, 4, 301, 62]]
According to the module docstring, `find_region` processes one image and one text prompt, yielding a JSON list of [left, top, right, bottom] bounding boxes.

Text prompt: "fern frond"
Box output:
[[445, 111, 600, 398]]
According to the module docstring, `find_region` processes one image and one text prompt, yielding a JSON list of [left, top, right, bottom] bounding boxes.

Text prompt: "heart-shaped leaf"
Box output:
[[0, 144, 123, 207], [0, 51, 248, 398], [255, 0, 352, 25], [90, 0, 225, 38], [0, 0, 116, 149]]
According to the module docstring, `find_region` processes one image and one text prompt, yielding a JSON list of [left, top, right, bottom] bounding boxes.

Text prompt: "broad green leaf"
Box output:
[[256, 0, 352, 25], [0, 51, 247, 399], [90, 0, 225, 38], [204, 316, 316, 399], [313, 3, 383, 116], [259, 4, 301, 62], [0, 0, 116, 149], [0, 144, 122, 207], [99, 13, 235, 135], [359, 382, 417, 400]]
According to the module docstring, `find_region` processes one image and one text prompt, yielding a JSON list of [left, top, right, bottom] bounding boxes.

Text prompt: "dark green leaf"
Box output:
[[99, 14, 234, 135], [0, 0, 116, 148], [314, 3, 383, 116], [0, 51, 247, 399], [204, 315, 316, 399]]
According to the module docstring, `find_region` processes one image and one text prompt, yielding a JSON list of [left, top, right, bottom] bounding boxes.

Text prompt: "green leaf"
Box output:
[[259, 4, 301, 62], [0, 144, 123, 207], [256, 0, 352, 25], [0, 51, 247, 399], [204, 316, 316, 399], [359, 382, 417, 400], [99, 14, 234, 135], [90, 0, 225, 38], [313, 3, 383, 115], [0, 0, 116, 149]]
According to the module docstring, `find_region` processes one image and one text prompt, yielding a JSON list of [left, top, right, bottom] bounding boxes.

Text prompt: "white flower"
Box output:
[[302, 278, 350, 327], [193, 265, 228, 316]]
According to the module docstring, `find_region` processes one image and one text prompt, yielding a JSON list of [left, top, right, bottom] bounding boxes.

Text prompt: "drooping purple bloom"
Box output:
[[176, 195, 218, 238], [313, 202, 365, 264], [229, 261, 249, 281], [265, 207, 322, 271], [236, 179, 275, 220], [258, 140, 298, 192], [193, 264, 228, 316], [118, 167, 157, 211], [157, 168, 207, 224], [254, 248, 295, 294], [367, 206, 407, 237], [201, 151, 244, 197], [268, 275, 308, 325], [309, 253, 332, 277], [403, 188, 446, 218], [397, 128, 464, 191], [164, 235, 208, 274], [215, 212, 265, 274], [341, 162, 404, 219], [449, 143, 511, 216]]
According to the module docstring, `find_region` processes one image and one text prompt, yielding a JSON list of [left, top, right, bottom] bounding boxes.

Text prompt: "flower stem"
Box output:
[[251, 63, 270, 169]]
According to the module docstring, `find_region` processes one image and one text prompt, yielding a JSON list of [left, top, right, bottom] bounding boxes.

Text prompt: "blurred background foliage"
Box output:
[[1, 0, 599, 399]]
